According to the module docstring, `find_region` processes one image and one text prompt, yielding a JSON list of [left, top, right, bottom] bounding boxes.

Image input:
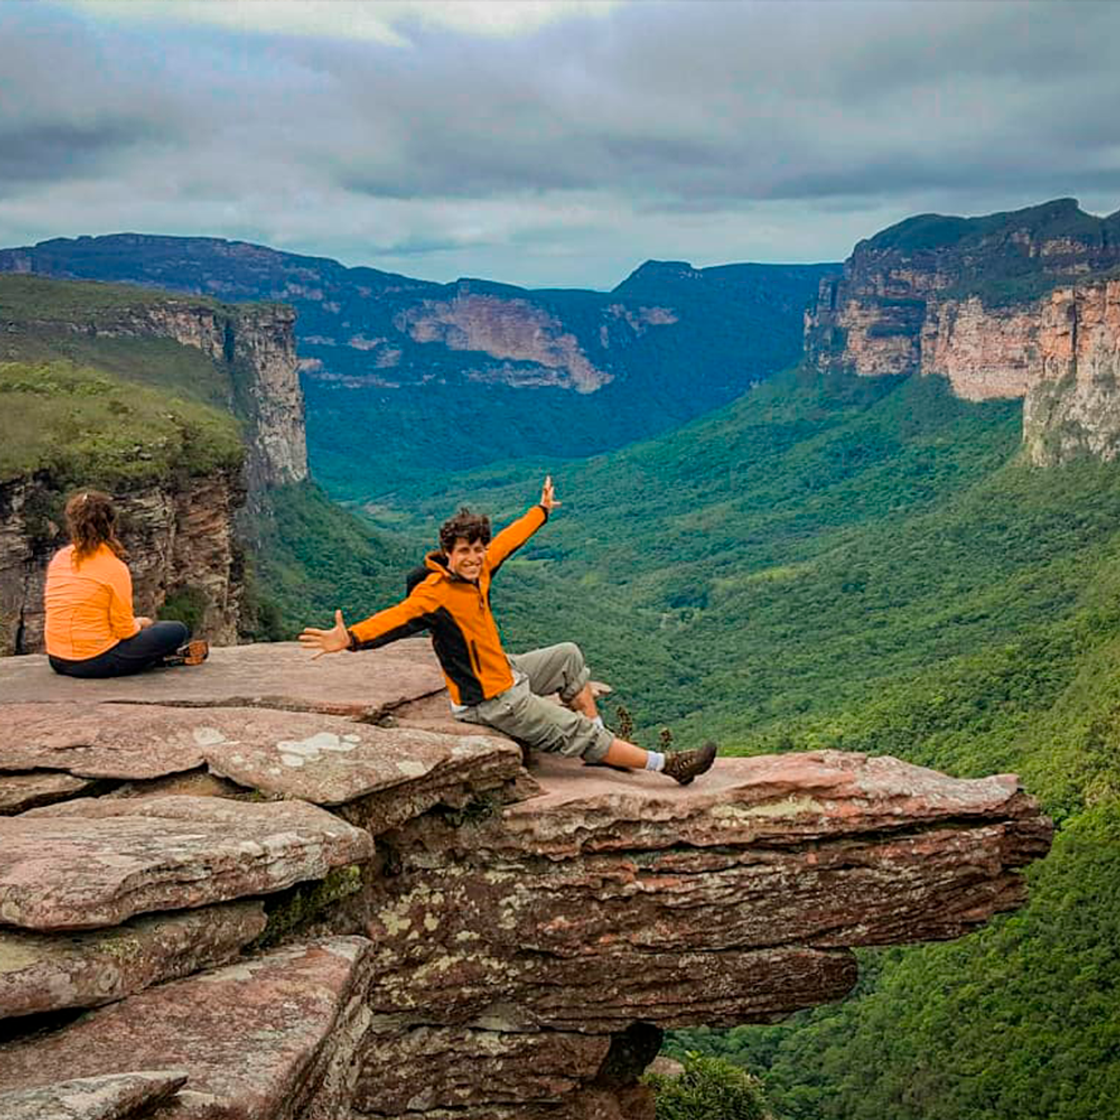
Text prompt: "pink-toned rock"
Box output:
[[483, 750, 1049, 858], [0, 702, 523, 816], [0, 899, 266, 1019], [352, 1088, 653, 1120], [0, 639, 444, 719], [0, 704, 210, 780], [0, 796, 373, 931], [355, 750, 1047, 1031], [204, 722, 520, 818], [0, 938, 373, 1120], [361, 936, 855, 1034], [0, 1071, 188, 1120], [0, 771, 94, 814]]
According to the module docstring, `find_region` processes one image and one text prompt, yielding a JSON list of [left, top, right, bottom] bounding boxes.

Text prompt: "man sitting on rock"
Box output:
[[298, 477, 717, 784]]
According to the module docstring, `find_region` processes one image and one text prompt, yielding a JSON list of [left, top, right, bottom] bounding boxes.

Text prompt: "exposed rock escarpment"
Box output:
[[0, 274, 310, 653], [0, 642, 1052, 1118], [805, 198, 1120, 463], [0, 235, 835, 491], [0, 470, 243, 655], [399, 291, 610, 392]]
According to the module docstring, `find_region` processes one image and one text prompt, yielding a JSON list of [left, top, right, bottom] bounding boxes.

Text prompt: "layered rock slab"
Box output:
[[0, 938, 374, 1120], [0, 771, 94, 814], [0, 639, 443, 719], [354, 1025, 613, 1114], [0, 1071, 188, 1120], [0, 899, 265, 1020], [0, 701, 523, 821], [361, 751, 1049, 1031], [0, 796, 373, 931]]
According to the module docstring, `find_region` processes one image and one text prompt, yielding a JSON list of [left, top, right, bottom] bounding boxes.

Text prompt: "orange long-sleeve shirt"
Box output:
[[348, 504, 547, 706], [44, 544, 141, 661]]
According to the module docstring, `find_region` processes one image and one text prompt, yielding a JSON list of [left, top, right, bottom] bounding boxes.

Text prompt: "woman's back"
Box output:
[[44, 542, 138, 661]]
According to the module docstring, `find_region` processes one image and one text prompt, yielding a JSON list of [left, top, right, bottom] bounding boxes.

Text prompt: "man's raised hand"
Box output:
[[299, 609, 350, 659], [540, 474, 562, 511]]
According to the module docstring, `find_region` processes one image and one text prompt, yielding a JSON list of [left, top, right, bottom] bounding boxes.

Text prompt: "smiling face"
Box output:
[[445, 536, 486, 581]]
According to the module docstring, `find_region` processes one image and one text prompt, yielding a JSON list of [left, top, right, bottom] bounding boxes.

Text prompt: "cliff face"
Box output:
[[0, 235, 836, 492], [0, 642, 1053, 1120], [19, 298, 308, 493], [0, 470, 243, 655], [398, 290, 613, 392], [0, 275, 309, 653], [805, 199, 1120, 464]]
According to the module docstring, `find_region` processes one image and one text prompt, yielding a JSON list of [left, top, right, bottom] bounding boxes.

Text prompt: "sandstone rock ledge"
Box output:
[[0, 642, 1052, 1119]]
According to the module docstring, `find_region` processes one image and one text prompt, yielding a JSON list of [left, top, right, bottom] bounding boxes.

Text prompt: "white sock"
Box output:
[[645, 751, 665, 772], [591, 715, 605, 730]]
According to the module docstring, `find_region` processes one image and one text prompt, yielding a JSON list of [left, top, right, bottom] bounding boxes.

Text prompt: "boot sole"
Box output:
[[182, 640, 209, 666], [667, 741, 718, 785]]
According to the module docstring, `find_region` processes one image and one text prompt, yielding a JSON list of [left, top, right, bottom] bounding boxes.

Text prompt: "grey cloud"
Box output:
[[0, 119, 162, 186], [289, 0, 1120, 209], [1, 0, 1119, 288]]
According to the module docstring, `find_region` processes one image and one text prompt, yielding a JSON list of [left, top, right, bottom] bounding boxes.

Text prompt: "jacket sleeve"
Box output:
[[348, 583, 441, 651], [486, 505, 548, 575], [106, 559, 141, 640]]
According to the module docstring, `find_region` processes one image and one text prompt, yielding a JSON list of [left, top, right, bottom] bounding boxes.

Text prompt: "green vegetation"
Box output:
[[369, 362, 1120, 1120], [0, 359, 242, 487], [858, 198, 1120, 307], [0, 273, 194, 317], [250, 864, 364, 951], [646, 1054, 771, 1119], [248, 480, 413, 639], [864, 198, 1106, 256], [667, 805, 1120, 1120]]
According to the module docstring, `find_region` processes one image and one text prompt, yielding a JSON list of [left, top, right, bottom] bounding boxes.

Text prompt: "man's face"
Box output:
[[446, 536, 486, 581]]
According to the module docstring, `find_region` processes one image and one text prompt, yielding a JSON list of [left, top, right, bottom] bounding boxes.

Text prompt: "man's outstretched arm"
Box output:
[[299, 588, 438, 658], [486, 475, 562, 573]]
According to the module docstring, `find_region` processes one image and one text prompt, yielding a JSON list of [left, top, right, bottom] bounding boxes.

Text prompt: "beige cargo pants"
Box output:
[[453, 642, 613, 762]]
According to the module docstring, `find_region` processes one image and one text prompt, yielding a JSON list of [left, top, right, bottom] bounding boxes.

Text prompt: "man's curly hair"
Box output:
[[439, 507, 491, 554]]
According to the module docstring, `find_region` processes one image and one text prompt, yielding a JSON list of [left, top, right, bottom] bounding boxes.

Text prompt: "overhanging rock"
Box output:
[[0, 642, 1053, 1118]]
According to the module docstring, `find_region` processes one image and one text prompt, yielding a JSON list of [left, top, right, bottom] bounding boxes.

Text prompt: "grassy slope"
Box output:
[[0, 357, 242, 488], [364, 364, 1120, 1120], [0, 274, 407, 639], [250, 480, 413, 640], [0, 275, 245, 488]]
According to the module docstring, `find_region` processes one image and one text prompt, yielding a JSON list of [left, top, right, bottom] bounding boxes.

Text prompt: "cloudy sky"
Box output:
[[2, 0, 1119, 289]]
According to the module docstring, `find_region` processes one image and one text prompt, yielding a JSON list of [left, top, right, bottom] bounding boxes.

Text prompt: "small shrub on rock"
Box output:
[[645, 1053, 770, 1120]]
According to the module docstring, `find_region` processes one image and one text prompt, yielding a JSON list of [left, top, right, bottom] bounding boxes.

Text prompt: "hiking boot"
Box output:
[[662, 740, 718, 785], [164, 639, 210, 667]]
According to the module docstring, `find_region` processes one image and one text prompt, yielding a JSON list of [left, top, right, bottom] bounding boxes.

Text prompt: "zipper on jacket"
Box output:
[[470, 639, 482, 676]]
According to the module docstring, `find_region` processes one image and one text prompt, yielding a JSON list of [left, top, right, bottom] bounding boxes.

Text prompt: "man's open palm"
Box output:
[[540, 475, 562, 511], [299, 609, 349, 658]]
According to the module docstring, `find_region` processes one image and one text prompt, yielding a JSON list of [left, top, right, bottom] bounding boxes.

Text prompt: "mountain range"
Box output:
[[2, 197, 1120, 1119], [0, 234, 834, 496]]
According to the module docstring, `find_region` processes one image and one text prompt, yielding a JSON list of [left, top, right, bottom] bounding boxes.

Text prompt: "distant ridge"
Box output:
[[0, 233, 836, 497]]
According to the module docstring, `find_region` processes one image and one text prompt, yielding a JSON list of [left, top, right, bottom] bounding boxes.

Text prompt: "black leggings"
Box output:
[[49, 621, 190, 679]]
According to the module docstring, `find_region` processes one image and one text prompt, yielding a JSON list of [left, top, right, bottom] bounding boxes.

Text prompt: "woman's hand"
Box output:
[[540, 474, 562, 512], [299, 609, 351, 659], [135, 616, 154, 629]]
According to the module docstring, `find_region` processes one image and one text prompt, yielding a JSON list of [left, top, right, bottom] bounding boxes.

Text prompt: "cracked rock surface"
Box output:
[[0, 796, 373, 930], [0, 640, 1053, 1118]]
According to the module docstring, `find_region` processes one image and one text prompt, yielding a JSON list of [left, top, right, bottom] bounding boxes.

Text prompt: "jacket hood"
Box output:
[[425, 550, 449, 574]]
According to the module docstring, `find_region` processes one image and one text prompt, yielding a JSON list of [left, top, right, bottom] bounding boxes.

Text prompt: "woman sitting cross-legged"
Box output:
[[45, 490, 209, 679]]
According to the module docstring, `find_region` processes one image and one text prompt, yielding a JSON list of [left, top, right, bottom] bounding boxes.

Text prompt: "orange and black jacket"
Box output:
[[346, 504, 548, 706]]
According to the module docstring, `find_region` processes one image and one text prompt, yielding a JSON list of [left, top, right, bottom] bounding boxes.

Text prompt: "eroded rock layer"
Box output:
[[0, 642, 1052, 1118], [804, 198, 1120, 463]]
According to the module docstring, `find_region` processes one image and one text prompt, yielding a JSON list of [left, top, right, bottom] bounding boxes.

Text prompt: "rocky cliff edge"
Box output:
[[0, 639, 1052, 1119], [804, 198, 1120, 464]]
